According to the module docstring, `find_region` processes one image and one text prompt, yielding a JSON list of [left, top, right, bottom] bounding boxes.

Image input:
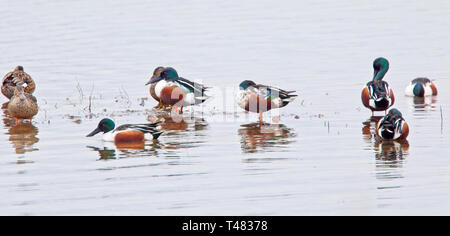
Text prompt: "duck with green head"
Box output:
[[376, 108, 409, 140], [361, 57, 395, 115], [87, 118, 163, 145], [145, 67, 209, 112], [405, 77, 438, 97], [237, 80, 297, 124], [7, 83, 38, 124]]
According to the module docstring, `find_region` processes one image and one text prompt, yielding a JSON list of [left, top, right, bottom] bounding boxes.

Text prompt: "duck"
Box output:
[[2, 66, 36, 100], [147, 67, 209, 112], [87, 118, 163, 143], [405, 77, 438, 97], [7, 84, 38, 123], [361, 57, 395, 115], [376, 108, 409, 140], [237, 80, 297, 124], [145, 66, 166, 109]]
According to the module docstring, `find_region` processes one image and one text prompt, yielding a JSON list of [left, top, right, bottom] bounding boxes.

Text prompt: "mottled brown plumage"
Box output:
[[7, 85, 38, 120], [149, 66, 165, 104], [2, 66, 36, 99]]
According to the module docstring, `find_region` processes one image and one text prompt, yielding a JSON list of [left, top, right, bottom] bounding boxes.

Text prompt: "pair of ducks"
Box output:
[[1, 66, 38, 123], [88, 66, 298, 144], [144, 66, 297, 117], [361, 57, 438, 141]]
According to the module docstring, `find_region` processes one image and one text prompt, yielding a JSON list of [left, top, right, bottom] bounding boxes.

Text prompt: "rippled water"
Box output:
[[1, 0, 449, 215]]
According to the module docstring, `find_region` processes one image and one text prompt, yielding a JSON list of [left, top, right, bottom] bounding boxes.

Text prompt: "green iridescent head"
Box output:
[[87, 118, 116, 137], [373, 57, 389, 81], [239, 80, 256, 90], [387, 108, 403, 118], [149, 67, 179, 83]]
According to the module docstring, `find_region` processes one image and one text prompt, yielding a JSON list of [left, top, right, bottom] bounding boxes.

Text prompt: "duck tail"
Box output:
[[281, 94, 297, 107], [151, 131, 163, 140]]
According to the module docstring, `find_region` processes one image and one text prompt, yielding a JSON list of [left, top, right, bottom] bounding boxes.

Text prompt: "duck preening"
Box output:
[[361, 57, 395, 115], [237, 80, 297, 124], [405, 77, 438, 97], [376, 108, 409, 141], [2, 66, 35, 100]]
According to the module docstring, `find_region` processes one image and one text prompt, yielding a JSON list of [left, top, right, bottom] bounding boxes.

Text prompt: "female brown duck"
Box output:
[[8, 84, 38, 123], [2, 66, 36, 100]]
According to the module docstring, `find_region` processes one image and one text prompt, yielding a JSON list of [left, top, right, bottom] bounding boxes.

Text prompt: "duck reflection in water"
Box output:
[[374, 139, 409, 163], [87, 141, 163, 161], [238, 123, 295, 153], [362, 116, 384, 142], [147, 114, 208, 132], [2, 108, 39, 154], [5, 121, 39, 154], [362, 116, 409, 178], [147, 114, 208, 150], [406, 96, 437, 113]]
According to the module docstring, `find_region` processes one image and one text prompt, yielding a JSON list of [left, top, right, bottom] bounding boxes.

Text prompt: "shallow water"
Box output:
[[1, 0, 450, 215]]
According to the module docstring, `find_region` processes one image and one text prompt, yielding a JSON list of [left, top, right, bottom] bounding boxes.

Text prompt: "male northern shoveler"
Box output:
[[87, 118, 163, 143], [405, 77, 438, 97], [376, 108, 409, 140], [145, 66, 166, 109], [147, 67, 209, 112], [7, 84, 38, 123], [2, 66, 36, 100], [237, 80, 297, 124], [361, 57, 395, 115]]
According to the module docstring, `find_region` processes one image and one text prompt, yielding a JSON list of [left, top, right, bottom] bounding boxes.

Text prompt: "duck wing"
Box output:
[[115, 123, 161, 133], [252, 84, 297, 100], [174, 77, 209, 94], [367, 80, 389, 99]]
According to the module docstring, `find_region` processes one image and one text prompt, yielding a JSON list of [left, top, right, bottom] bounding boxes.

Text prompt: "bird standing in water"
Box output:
[[237, 80, 297, 124], [7, 84, 38, 124], [376, 108, 409, 141], [146, 67, 209, 113], [361, 57, 395, 115]]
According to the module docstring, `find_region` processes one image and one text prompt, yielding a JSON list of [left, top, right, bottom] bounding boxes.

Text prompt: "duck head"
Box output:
[[145, 66, 165, 86], [373, 57, 389, 81], [413, 82, 425, 97], [239, 80, 256, 90], [87, 118, 116, 137], [13, 85, 27, 101], [387, 108, 403, 119], [14, 65, 24, 71], [148, 67, 179, 84]]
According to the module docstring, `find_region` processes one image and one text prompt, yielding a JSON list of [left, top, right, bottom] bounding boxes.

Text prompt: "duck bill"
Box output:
[[19, 93, 27, 101], [86, 128, 102, 137], [146, 76, 163, 85]]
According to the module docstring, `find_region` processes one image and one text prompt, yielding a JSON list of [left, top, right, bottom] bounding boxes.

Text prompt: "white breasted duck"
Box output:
[[361, 57, 395, 115], [237, 80, 297, 124], [87, 118, 163, 144], [146, 67, 209, 112], [405, 77, 438, 97]]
